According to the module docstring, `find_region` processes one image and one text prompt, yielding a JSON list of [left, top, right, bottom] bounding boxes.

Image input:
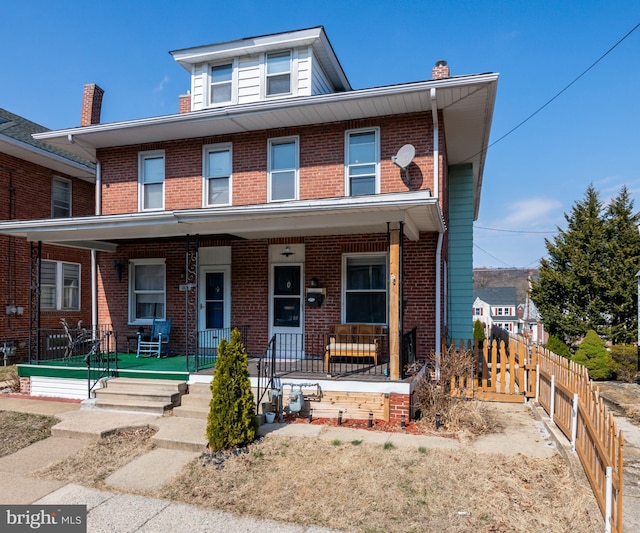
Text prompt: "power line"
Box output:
[[475, 225, 556, 235]]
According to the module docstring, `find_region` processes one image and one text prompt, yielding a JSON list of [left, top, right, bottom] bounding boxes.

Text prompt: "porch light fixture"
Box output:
[[309, 277, 319, 288], [281, 246, 294, 257], [113, 260, 125, 282]]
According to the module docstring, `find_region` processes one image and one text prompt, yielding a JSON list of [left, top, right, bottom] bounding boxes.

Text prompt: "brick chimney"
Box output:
[[432, 60, 450, 80], [80, 84, 104, 126], [178, 92, 191, 114]]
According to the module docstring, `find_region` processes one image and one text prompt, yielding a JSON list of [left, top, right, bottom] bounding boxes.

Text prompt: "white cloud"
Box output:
[[153, 75, 170, 94], [492, 197, 562, 228]]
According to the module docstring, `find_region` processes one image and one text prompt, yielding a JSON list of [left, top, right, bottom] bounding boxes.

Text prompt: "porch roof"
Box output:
[[0, 190, 443, 251]]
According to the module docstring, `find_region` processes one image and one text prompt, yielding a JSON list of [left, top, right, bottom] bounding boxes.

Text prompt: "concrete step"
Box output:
[[151, 416, 208, 452], [172, 383, 211, 420], [93, 377, 187, 415]]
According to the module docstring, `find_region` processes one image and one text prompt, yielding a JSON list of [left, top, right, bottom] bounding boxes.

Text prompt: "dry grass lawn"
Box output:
[[33, 426, 601, 533], [0, 411, 57, 457]]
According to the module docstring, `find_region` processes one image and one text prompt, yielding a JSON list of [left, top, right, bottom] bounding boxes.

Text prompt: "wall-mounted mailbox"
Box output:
[[305, 287, 326, 307]]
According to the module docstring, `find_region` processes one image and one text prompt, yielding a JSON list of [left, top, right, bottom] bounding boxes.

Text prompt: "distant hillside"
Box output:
[[473, 268, 538, 304]]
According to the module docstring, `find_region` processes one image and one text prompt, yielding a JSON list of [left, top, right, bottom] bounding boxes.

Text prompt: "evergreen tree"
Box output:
[[473, 319, 486, 345], [572, 330, 614, 380], [531, 185, 608, 344], [602, 186, 640, 344], [545, 334, 571, 358], [206, 329, 257, 452]]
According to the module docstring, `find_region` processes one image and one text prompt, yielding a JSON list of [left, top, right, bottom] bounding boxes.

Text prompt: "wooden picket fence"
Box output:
[[536, 345, 624, 533], [446, 335, 624, 532]]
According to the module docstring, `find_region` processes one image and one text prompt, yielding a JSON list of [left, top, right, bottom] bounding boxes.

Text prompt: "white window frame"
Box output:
[[203, 143, 232, 207], [41, 260, 80, 311], [267, 136, 299, 202], [138, 150, 165, 211], [345, 127, 380, 196], [342, 253, 388, 325], [128, 258, 166, 325], [208, 60, 236, 106], [52, 176, 72, 218], [265, 50, 292, 97]]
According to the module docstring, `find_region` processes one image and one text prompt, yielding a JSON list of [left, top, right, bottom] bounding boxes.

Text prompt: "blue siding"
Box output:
[[448, 164, 474, 342]]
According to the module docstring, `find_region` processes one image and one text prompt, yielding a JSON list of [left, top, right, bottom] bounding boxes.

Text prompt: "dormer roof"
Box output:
[[170, 26, 351, 92]]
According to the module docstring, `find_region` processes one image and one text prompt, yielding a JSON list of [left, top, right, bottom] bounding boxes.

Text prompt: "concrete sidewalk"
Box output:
[[0, 394, 561, 532]]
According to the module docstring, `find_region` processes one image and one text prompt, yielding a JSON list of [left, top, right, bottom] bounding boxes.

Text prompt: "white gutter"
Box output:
[[430, 87, 439, 200], [431, 87, 443, 360], [435, 232, 443, 379], [91, 160, 101, 329]]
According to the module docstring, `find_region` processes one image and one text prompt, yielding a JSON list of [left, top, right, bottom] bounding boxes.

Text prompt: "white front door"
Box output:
[[270, 264, 304, 357], [198, 267, 230, 354]]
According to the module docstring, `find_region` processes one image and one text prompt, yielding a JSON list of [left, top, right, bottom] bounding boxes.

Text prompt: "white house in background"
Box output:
[[472, 287, 519, 336]]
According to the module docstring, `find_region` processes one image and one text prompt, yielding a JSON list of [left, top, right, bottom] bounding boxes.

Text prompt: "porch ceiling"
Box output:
[[0, 190, 443, 251]]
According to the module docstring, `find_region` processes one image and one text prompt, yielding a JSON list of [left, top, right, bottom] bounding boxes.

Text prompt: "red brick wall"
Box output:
[[0, 153, 94, 359], [98, 112, 436, 213], [389, 392, 411, 424]]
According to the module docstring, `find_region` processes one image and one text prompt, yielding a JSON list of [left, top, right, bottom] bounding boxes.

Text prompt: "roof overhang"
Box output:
[[0, 190, 443, 251], [32, 74, 498, 217], [0, 134, 95, 181]]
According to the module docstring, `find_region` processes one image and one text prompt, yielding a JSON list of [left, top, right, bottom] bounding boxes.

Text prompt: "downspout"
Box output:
[[91, 161, 101, 329], [431, 87, 443, 363]]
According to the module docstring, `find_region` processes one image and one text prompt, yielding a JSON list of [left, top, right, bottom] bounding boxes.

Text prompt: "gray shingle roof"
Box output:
[[474, 286, 518, 306], [0, 108, 95, 170]]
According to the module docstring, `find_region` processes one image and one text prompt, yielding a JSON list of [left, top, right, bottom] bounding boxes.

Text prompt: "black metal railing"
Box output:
[[34, 323, 115, 366], [83, 328, 118, 398], [187, 325, 250, 372], [401, 326, 417, 379]]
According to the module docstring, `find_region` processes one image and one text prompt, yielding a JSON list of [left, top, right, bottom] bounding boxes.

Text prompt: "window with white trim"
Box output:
[[52, 177, 71, 218], [41, 260, 80, 310], [203, 144, 231, 206], [343, 254, 387, 324], [138, 150, 165, 211], [210, 63, 233, 105], [129, 259, 166, 323], [266, 51, 291, 96], [346, 128, 379, 196], [268, 137, 298, 202]]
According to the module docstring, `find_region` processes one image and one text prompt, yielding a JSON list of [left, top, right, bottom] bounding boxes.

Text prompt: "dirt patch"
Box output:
[[0, 411, 57, 457], [597, 381, 640, 423]]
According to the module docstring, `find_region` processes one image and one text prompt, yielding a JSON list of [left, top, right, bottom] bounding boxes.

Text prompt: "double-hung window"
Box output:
[[203, 144, 231, 206], [129, 259, 165, 323], [210, 63, 233, 105], [52, 177, 71, 218], [41, 260, 80, 310], [343, 255, 387, 324], [266, 51, 291, 96], [139, 150, 165, 211], [268, 137, 298, 202], [346, 128, 379, 196]]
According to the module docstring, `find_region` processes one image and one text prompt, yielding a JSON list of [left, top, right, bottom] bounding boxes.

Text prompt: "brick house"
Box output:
[[0, 108, 95, 362], [0, 28, 498, 419]]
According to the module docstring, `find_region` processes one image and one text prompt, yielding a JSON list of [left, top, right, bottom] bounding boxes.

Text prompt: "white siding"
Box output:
[[297, 47, 312, 96], [237, 55, 261, 104], [311, 51, 333, 95], [192, 64, 205, 110], [30, 376, 88, 399]]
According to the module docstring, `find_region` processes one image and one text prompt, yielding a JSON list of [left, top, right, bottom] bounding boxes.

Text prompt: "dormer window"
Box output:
[[210, 63, 233, 104], [266, 51, 291, 96]]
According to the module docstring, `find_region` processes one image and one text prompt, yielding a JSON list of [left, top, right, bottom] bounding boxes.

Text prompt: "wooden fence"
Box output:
[[536, 345, 624, 533], [447, 335, 624, 532]]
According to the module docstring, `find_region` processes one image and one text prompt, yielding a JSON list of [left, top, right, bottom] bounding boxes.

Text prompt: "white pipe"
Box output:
[[91, 161, 101, 329], [435, 232, 443, 377], [430, 88, 439, 200]]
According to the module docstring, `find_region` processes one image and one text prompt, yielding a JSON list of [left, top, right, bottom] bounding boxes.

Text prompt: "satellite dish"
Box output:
[[392, 144, 415, 170]]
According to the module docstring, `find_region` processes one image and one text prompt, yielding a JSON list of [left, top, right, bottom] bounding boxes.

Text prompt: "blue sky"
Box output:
[[2, 0, 639, 269]]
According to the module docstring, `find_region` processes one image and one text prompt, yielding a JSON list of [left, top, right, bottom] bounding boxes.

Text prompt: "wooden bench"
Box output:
[[324, 324, 383, 372]]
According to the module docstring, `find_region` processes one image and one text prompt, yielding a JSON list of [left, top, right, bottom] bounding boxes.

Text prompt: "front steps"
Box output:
[[93, 378, 187, 415], [172, 382, 211, 420]]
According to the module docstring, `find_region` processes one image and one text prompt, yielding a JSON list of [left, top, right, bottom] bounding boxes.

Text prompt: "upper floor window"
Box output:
[[210, 63, 233, 104], [268, 137, 298, 202], [203, 143, 231, 206], [266, 51, 291, 96], [346, 128, 379, 196], [52, 177, 71, 218], [139, 150, 165, 211], [343, 254, 387, 324], [41, 260, 80, 310], [129, 258, 165, 324]]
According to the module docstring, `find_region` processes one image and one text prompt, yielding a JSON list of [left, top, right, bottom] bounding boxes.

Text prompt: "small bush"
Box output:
[[473, 320, 486, 344], [609, 344, 638, 383], [572, 330, 615, 381], [206, 329, 257, 452], [546, 334, 571, 358]]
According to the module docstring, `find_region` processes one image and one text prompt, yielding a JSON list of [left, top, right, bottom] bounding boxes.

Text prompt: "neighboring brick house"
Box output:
[[473, 287, 520, 336], [0, 27, 498, 411], [0, 108, 95, 361]]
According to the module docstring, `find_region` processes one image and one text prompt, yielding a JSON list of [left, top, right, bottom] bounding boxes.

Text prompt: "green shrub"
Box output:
[[473, 320, 486, 344], [572, 330, 615, 380], [206, 329, 257, 451], [609, 344, 638, 383], [546, 334, 571, 358]]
